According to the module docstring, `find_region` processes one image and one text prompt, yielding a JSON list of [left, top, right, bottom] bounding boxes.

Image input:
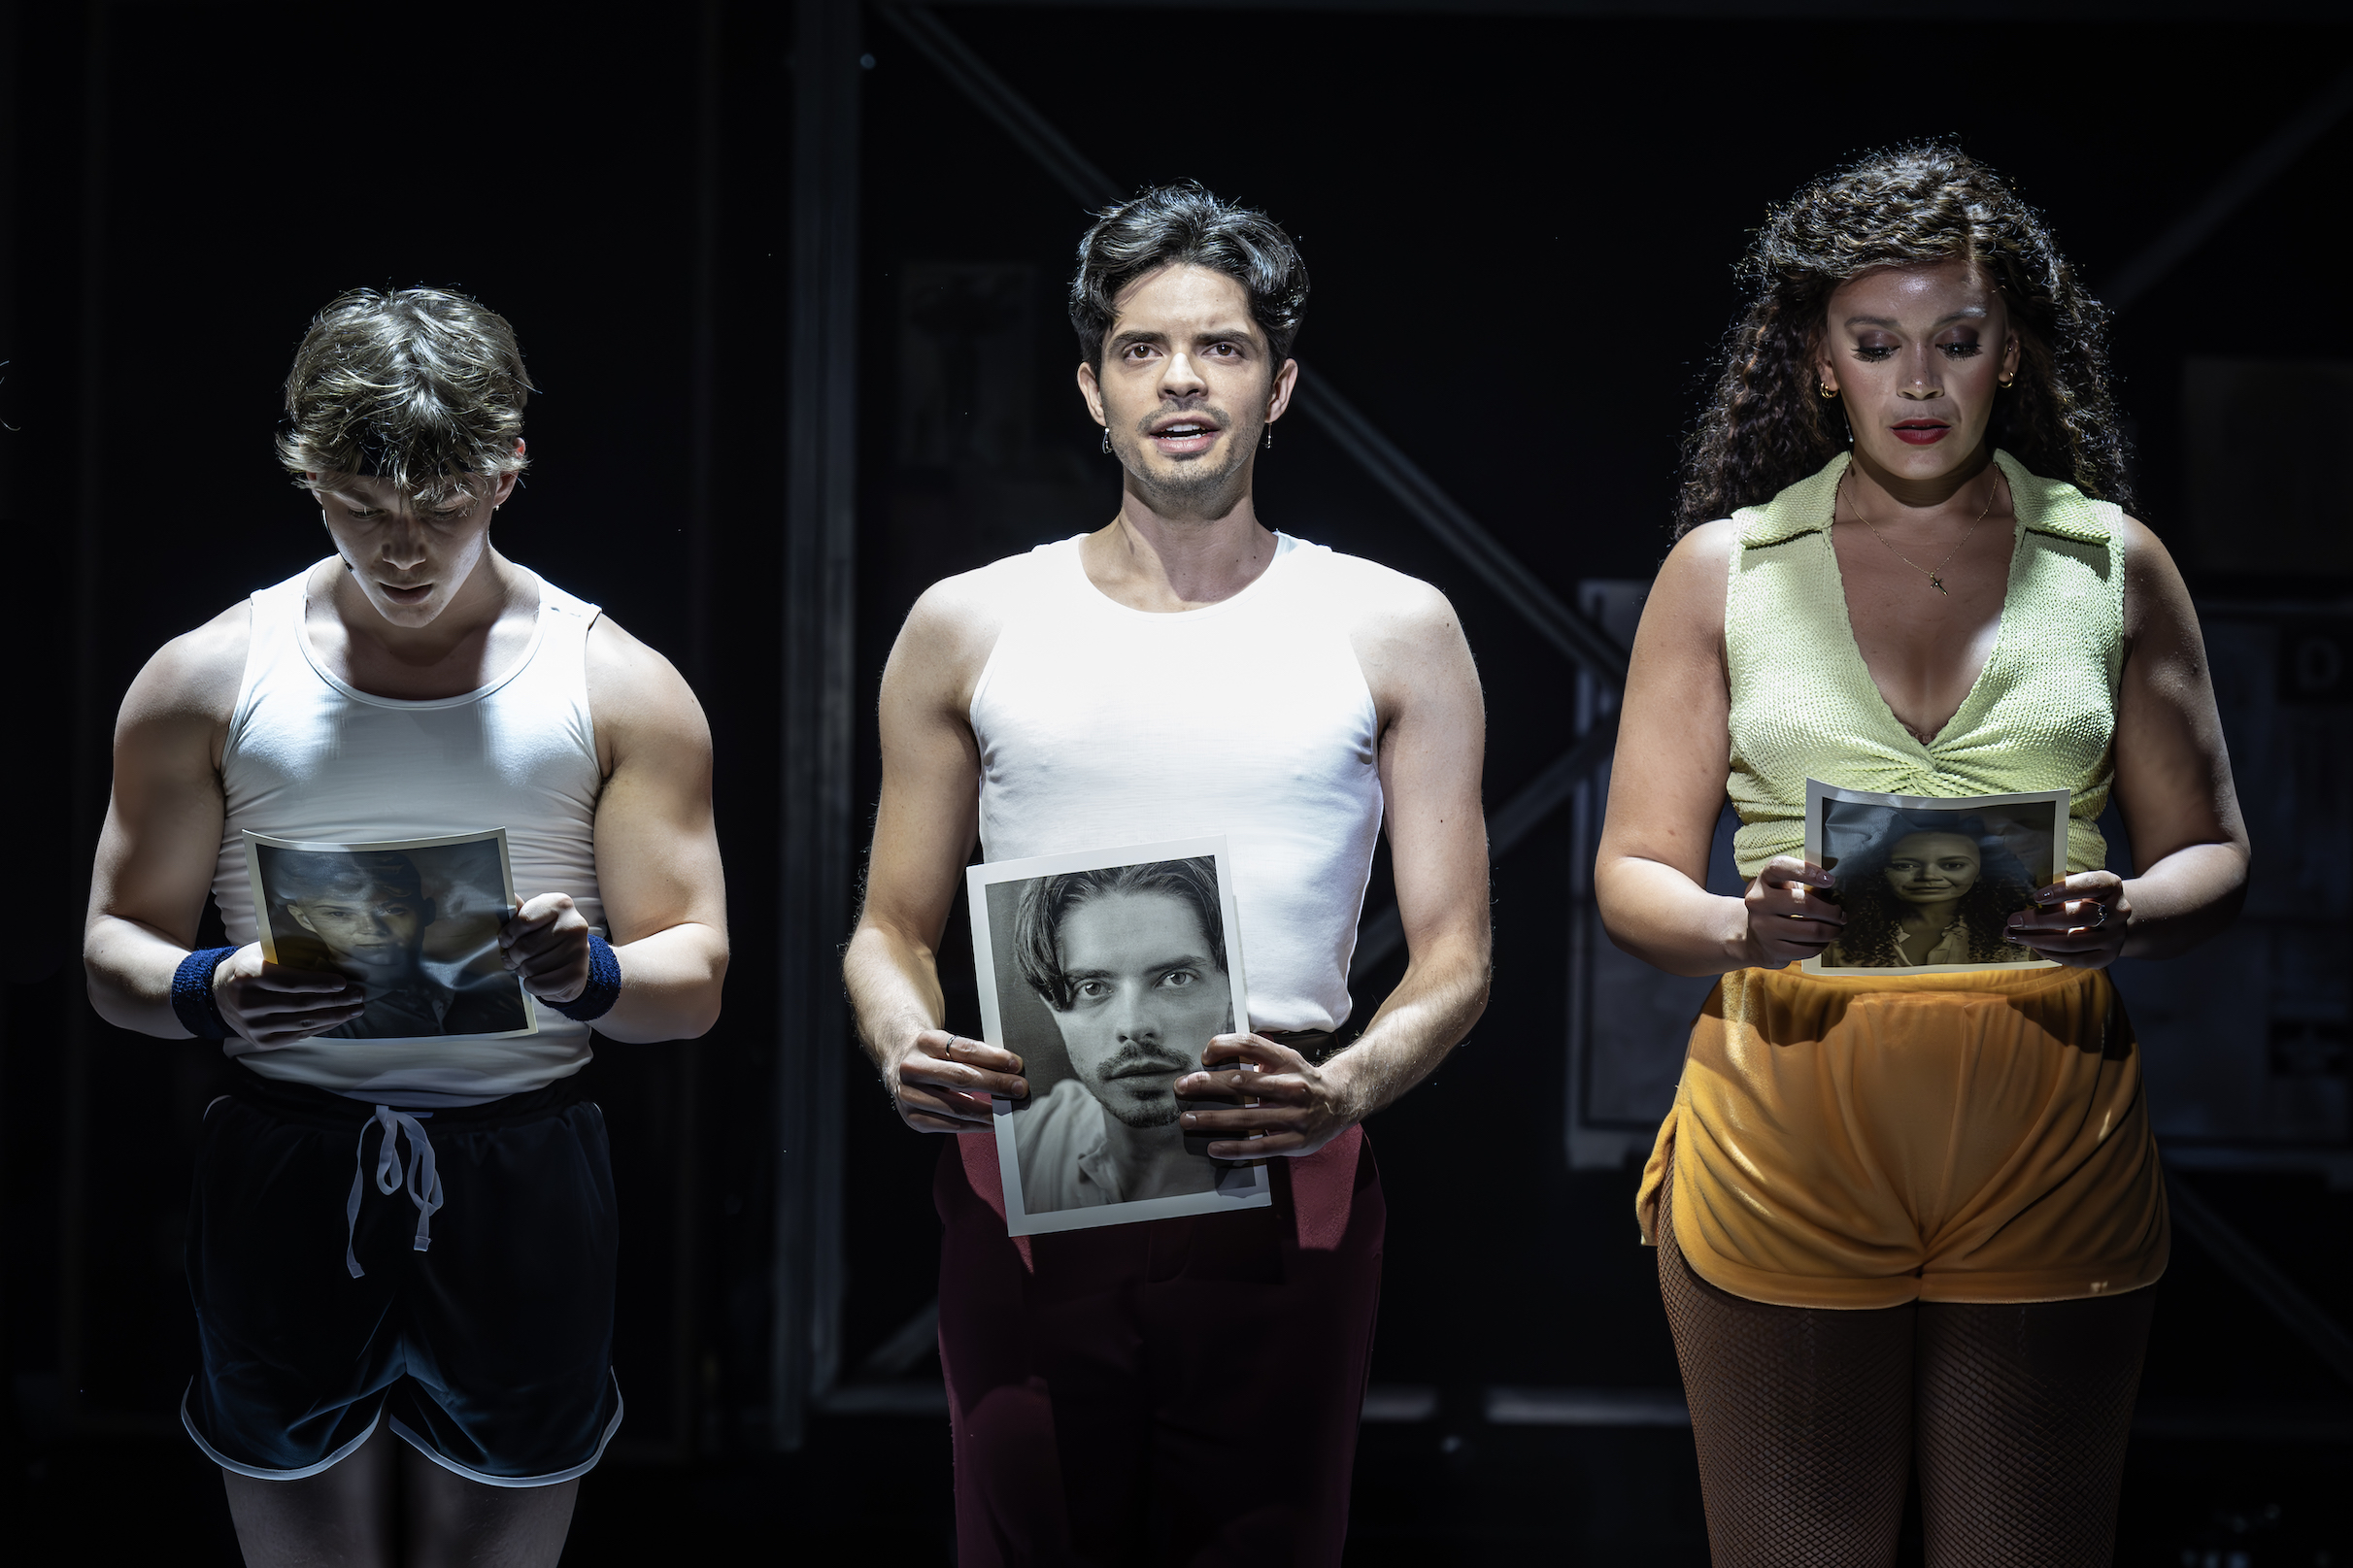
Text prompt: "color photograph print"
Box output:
[[968, 835, 1271, 1236], [1802, 781, 2069, 976], [242, 828, 539, 1043]]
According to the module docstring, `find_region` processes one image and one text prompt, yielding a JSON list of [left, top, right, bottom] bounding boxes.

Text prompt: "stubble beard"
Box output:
[[1123, 416, 1257, 519], [1103, 1083, 1182, 1130]]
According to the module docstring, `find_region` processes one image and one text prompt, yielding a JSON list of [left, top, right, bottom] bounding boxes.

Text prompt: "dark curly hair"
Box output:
[[1673, 143, 2131, 537], [1069, 183, 1308, 373], [1828, 819, 2036, 967]]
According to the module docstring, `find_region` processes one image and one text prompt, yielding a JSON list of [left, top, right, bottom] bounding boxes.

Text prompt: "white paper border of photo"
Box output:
[[1801, 781, 2070, 977], [241, 826, 541, 1042], [966, 834, 1272, 1237]]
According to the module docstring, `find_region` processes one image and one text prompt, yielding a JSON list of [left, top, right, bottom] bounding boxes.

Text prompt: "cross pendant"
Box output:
[[1929, 576, 1949, 595]]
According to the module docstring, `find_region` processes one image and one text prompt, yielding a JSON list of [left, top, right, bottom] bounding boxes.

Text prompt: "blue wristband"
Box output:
[[554, 931, 622, 1022], [173, 946, 239, 1041]]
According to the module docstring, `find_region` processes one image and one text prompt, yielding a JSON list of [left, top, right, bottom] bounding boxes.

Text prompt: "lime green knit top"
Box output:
[[1724, 450, 2125, 879]]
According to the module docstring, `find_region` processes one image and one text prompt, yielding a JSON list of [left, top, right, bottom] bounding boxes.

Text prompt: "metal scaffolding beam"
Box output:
[[2102, 61, 2353, 315], [2168, 1173, 2353, 1388], [773, 0, 862, 1452]]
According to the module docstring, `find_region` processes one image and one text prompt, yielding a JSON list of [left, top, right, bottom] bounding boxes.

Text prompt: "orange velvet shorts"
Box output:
[[1637, 961, 2168, 1310]]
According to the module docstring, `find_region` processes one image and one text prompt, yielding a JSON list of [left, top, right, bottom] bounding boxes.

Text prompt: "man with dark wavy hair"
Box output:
[[847, 183, 1492, 1563], [85, 287, 727, 1567]]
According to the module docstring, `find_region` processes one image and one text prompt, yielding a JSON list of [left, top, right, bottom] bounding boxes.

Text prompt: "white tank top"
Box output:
[[212, 563, 606, 1105], [970, 534, 1384, 1032]]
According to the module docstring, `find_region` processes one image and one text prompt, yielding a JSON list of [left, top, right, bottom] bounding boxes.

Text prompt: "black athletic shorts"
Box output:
[[182, 1068, 622, 1485]]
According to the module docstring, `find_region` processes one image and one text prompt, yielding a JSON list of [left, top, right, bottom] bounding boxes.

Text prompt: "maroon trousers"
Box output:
[[934, 1126, 1386, 1568]]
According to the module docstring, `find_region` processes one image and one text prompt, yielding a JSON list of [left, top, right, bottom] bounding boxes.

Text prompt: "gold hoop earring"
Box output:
[[1998, 375, 2016, 389], [1819, 383, 1838, 399]]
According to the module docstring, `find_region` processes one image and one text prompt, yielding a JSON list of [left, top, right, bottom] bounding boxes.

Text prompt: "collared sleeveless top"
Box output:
[[968, 533, 1386, 1033], [1724, 450, 2125, 879], [211, 563, 607, 1105]]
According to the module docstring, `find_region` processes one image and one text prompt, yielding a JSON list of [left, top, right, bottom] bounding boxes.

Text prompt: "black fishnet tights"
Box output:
[[1658, 1187, 2154, 1568]]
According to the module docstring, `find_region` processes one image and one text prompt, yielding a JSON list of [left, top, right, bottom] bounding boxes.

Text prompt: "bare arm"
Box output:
[[1178, 574, 1493, 1157], [84, 606, 368, 1041], [507, 617, 728, 1043], [2006, 518, 2248, 963], [1594, 524, 1844, 976], [841, 577, 1029, 1131]]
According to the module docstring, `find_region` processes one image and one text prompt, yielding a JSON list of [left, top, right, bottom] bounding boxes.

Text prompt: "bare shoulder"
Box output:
[[1320, 550, 1462, 654], [118, 600, 252, 735], [1641, 519, 1736, 645], [1317, 553, 1479, 722], [584, 615, 710, 751], [2115, 513, 2175, 576], [2114, 514, 2200, 658], [2116, 514, 2186, 601], [888, 554, 1036, 713]]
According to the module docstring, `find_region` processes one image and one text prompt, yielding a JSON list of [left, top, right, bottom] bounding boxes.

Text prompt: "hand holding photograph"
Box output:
[[1803, 782, 2071, 976], [242, 828, 540, 1043], [969, 836, 1272, 1236]]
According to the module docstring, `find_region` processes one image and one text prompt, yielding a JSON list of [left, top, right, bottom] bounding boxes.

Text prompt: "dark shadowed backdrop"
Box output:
[[3, 2, 2348, 1561]]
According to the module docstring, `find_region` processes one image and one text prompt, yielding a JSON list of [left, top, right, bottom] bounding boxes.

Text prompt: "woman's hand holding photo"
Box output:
[[2005, 870, 2132, 969], [1743, 856, 1845, 964]]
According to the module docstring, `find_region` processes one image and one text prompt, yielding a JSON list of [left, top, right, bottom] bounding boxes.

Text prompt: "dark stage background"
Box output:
[[3, 2, 2350, 1561]]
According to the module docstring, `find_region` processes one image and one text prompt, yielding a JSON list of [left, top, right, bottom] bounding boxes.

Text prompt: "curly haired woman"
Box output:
[[1595, 145, 2248, 1567], [1819, 821, 2038, 968]]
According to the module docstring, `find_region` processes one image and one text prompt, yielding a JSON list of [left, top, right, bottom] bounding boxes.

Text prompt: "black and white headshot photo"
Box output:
[[243, 828, 537, 1041], [969, 838, 1269, 1235], [1805, 783, 2068, 975]]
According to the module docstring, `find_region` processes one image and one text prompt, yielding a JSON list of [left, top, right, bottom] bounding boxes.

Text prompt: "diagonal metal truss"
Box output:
[[2101, 61, 2353, 315], [2168, 1173, 2353, 1389]]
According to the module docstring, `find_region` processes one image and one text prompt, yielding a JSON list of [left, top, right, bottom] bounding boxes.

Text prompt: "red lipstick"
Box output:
[[1892, 420, 1949, 446]]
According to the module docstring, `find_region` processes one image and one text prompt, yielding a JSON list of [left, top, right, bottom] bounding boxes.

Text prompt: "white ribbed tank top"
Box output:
[[970, 534, 1384, 1032], [213, 563, 606, 1105]]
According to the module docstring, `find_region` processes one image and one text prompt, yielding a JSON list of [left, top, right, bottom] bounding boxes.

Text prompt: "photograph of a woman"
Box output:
[[1810, 787, 2064, 973], [1822, 827, 2035, 968]]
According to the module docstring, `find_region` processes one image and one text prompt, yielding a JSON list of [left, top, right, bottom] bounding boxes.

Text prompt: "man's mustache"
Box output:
[[1102, 1050, 1193, 1081], [1133, 400, 1232, 433]]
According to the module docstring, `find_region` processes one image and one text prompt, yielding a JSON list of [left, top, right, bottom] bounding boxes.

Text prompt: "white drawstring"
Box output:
[[346, 1106, 445, 1280]]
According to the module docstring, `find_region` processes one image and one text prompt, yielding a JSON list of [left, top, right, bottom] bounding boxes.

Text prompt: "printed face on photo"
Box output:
[[1047, 889, 1229, 1130], [1882, 832, 1982, 906], [286, 884, 428, 972]]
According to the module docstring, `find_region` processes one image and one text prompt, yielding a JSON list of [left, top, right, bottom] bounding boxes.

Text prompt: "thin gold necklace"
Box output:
[[1838, 467, 2001, 595]]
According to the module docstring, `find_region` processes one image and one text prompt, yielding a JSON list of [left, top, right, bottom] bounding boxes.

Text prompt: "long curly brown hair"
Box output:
[[1673, 143, 2132, 538]]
